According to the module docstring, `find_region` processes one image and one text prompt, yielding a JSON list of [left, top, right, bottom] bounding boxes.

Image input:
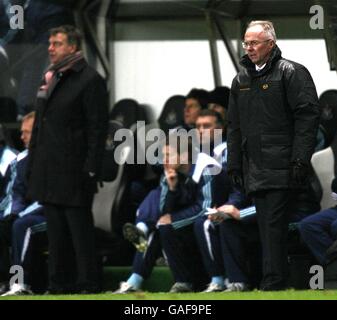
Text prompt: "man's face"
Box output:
[[21, 118, 34, 148], [196, 115, 222, 145], [48, 33, 76, 65], [184, 98, 202, 126], [244, 25, 274, 66]]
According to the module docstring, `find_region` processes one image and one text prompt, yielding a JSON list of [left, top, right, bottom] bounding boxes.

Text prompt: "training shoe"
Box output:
[[1, 283, 33, 296], [113, 281, 138, 294], [224, 282, 248, 292], [169, 282, 193, 293], [202, 282, 224, 293], [123, 223, 148, 252]]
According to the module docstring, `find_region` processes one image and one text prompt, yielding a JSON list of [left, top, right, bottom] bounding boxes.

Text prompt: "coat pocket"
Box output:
[[261, 134, 292, 169]]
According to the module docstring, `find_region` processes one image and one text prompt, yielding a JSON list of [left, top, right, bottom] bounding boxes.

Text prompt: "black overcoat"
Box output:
[[27, 59, 109, 206], [227, 46, 320, 194]]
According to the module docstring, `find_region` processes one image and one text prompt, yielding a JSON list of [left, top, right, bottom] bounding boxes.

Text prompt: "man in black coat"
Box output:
[[227, 20, 320, 291], [27, 25, 109, 293]]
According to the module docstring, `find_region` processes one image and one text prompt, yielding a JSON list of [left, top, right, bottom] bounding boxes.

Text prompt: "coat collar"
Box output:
[[68, 58, 88, 73], [240, 45, 282, 77]]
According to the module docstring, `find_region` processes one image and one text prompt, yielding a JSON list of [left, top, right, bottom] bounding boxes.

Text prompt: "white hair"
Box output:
[[246, 20, 277, 42]]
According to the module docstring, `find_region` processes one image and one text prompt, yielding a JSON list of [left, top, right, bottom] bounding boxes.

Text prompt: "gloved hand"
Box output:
[[228, 170, 244, 191], [290, 159, 309, 186]]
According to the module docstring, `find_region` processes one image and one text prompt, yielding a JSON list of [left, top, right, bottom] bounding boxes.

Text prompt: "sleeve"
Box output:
[[227, 77, 243, 173], [170, 174, 211, 223], [226, 188, 249, 209], [82, 73, 109, 178], [284, 65, 320, 164], [10, 158, 29, 215]]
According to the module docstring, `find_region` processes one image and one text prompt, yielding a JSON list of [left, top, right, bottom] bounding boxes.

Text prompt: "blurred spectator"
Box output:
[[183, 88, 210, 129], [208, 86, 230, 123]]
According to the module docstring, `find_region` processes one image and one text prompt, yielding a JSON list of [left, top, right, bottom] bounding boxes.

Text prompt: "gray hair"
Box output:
[[246, 20, 277, 42]]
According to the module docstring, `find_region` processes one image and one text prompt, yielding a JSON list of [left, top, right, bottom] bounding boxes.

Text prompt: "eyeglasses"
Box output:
[[242, 39, 272, 49]]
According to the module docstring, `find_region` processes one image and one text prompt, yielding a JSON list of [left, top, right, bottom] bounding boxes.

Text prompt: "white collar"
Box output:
[[255, 63, 266, 72]]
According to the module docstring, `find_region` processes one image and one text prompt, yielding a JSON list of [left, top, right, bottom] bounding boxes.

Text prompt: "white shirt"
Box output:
[[255, 63, 266, 72]]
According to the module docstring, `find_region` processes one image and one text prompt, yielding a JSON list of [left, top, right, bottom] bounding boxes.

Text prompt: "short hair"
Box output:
[[246, 20, 277, 42], [49, 25, 82, 51], [22, 111, 35, 122], [209, 86, 230, 109], [197, 109, 225, 128], [186, 88, 210, 109]]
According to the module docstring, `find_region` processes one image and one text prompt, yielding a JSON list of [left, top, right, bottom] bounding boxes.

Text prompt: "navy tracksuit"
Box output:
[[298, 206, 337, 265], [160, 144, 246, 287], [131, 166, 203, 279]]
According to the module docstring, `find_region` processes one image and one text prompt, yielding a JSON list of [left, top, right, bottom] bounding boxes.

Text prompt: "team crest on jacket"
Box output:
[[262, 84, 269, 90]]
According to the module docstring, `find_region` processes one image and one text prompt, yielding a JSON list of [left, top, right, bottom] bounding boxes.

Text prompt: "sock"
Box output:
[[127, 273, 144, 290], [136, 222, 149, 237], [211, 276, 225, 287]]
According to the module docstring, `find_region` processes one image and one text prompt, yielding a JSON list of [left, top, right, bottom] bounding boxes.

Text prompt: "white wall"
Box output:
[[114, 39, 337, 119]]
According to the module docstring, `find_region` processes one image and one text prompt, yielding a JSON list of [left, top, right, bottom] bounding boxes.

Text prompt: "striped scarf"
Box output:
[[38, 51, 85, 98]]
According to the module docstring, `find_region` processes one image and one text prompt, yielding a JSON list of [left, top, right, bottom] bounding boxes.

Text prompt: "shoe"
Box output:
[[169, 282, 193, 293], [113, 282, 138, 294], [123, 223, 148, 252], [224, 282, 248, 292], [1, 283, 33, 296], [203, 282, 224, 293]]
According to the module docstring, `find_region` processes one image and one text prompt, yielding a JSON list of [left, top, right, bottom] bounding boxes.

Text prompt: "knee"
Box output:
[[297, 218, 316, 238], [11, 217, 24, 234], [158, 224, 174, 239], [330, 220, 337, 239], [193, 217, 207, 233]]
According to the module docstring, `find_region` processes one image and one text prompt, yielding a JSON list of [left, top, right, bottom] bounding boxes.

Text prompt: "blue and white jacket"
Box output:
[[0, 149, 43, 218]]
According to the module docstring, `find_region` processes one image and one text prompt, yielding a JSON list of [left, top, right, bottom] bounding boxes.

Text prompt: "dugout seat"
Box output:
[[92, 120, 138, 265], [109, 98, 149, 129], [311, 133, 337, 211], [157, 95, 185, 134], [318, 90, 337, 148]]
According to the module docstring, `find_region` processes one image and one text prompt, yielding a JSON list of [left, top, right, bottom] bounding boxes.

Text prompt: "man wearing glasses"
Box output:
[[227, 20, 320, 291]]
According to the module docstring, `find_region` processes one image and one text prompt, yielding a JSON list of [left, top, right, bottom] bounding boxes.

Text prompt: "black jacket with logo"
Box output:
[[227, 45, 320, 194]]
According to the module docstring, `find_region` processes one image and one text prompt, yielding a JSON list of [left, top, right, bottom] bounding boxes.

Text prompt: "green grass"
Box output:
[[1, 290, 337, 300]]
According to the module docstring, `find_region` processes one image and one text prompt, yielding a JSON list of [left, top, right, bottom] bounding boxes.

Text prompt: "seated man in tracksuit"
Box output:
[[209, 167, 321, 292], [0, 112, 45, 296], [157, 110, 247, 293], [114, 131, 203, 293], [192, 110, 248, 292], [0, 125, 18, 193], [298, 177, 337, 266]]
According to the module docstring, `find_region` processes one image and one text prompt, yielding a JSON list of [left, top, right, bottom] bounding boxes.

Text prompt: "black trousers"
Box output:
[[253, 189, 291, 290], [45, 203, 98, 293]]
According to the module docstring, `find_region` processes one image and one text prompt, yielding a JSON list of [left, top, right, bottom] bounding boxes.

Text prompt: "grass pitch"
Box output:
[[1, 290, 337, 300]]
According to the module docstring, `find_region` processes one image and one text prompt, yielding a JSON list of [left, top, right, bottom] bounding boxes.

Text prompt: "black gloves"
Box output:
[[290, 159, 309, 186], [228, 170, 244, 191]]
